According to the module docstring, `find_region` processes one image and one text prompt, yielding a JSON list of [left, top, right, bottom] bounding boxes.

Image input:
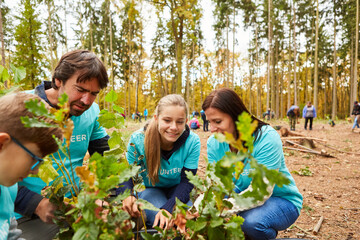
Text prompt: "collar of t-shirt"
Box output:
[[34, 81, 56, 108], [160, 124, 190, 162]]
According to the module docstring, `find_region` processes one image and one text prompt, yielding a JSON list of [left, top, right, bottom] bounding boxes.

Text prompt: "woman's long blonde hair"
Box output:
[[144, 94, 188, 185]]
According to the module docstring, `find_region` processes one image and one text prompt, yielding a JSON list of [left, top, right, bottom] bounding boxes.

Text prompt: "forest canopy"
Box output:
[[0, 0, 359, 119]]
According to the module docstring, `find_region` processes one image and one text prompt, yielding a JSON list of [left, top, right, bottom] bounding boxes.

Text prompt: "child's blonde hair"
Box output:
[[144, 94, 188, 185], [0, 92, 62, 156]]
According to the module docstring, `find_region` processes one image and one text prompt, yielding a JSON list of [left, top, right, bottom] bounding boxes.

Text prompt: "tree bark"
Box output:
[[47, 0, 55, 71], [332, 2, 337, 120], [0, 0, 5, 67], [232, 2, 236, 88], [64, 0, 68, 52], [353, 0, 359, 109], [266, 0, 272, 110], [314, 0, 319, 115], [293, 1, 297, 105]]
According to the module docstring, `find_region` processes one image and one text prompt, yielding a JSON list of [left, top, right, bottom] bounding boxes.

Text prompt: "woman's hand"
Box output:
[[153, 209, 173, 229], [122, 196, 140, 218]]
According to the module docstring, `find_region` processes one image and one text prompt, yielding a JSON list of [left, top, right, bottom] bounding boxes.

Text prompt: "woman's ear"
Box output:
[[154, 115, 158, 121]]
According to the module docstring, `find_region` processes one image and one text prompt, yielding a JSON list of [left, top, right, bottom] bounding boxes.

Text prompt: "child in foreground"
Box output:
[[0, 92, 62, 239]]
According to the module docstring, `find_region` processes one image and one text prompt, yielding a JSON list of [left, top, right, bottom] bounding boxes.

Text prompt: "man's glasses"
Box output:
[[11, 136, 44, 171]]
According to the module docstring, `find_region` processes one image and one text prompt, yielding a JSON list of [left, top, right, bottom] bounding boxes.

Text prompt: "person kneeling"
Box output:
[[116, 94, 200, 229]]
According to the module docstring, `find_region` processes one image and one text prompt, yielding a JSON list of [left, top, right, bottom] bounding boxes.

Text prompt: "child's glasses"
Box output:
[[11, 136, 44, 171]]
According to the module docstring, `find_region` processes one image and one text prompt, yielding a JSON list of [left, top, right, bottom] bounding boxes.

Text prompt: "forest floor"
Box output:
[[123, 118, 360, 240]]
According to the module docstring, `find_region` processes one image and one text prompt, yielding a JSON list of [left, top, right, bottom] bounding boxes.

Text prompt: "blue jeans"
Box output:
[[138, 187, 191, 227], [238, 197, 299, 240], [352, 116, 359, 129]]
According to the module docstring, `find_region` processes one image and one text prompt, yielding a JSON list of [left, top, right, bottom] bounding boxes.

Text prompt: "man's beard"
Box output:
[[69, 100, 91, 116]]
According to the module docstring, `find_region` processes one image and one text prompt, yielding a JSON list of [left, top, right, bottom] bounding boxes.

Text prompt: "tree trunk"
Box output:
[[232, 2, 236, 88], [280, 51, 284, 118], [127, 19, 131, 117], [64, 0, 68, 52], [226, 15, 230, 88], [257, 78, 261, 118], [332, 2, 337, 120], [314, 0, 319, 115], [47, 1, 55, 71], [288, 20, 292, 110], [0, 0, 5, 67], [255, 24, 260, 117], [109, 1, 114, 90], [249, 62, 253, 113], [293, 1, 297, 105], [353, 0, 359, 109], [266, 0, 272, 110], [186, 49, 190, 106]]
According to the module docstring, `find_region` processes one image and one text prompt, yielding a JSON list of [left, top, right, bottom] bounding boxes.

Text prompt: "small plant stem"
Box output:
[[52, 154, 76, 198], [66, 148, 79, 194], [57, 152, 79, 196]]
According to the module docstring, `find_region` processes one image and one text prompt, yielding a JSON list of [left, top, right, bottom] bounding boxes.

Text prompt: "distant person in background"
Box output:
[[302, 101, 317, 130], [132, 113, 136, 120], [262, 109, 274, 120], [136, 111, 142, 122], [192, 110, 199, 118], [351, 101, 360, 131], [266, 108, 271, 120], [144, 108, 148, 121], [189, 115, 200, 130], [200, 109, 208, 132], [287, 105, 300, 131]]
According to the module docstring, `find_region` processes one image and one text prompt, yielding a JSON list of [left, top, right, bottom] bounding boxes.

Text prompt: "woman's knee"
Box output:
[[241, 219, 276, 240]]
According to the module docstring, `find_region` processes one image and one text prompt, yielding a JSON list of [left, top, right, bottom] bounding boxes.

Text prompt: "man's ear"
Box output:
[[54, 78, 62, 88], [0, 133, 11, 151]]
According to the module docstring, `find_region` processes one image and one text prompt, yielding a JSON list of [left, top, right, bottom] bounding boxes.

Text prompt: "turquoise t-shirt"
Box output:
[[127, 129, 200, 188], [207, 125, 303, 213], [16, 100, 107, 219], [0, 184, 17, 239]]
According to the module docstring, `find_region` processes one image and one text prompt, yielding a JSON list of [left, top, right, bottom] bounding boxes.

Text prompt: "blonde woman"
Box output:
[[116, 94, 200, 229]]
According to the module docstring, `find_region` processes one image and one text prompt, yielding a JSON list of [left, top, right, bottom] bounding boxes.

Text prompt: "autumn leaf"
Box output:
[[75, 166, 95, 188]]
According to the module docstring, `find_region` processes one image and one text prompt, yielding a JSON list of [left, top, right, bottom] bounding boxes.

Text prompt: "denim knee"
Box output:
[[138, 188, 168, 226], [241, 214, 277, 240]]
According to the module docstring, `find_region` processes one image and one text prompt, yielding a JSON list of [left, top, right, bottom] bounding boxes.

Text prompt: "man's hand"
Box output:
[[34, 198, 57, 224], [122, 196, 140, 218], [153, 209, 173, 230]]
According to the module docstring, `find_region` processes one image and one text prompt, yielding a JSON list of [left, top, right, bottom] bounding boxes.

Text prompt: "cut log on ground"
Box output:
[[281, 136, 327, 142], [284, 141, 334, 157], [316, 141, 360, 156], [279, 127, 305, 137]]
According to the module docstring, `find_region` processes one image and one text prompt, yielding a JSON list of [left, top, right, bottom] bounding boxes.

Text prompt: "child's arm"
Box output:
[[160, 167, 197, 213]]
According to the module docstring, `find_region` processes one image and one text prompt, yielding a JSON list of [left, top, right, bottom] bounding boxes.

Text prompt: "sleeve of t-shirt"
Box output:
[[126, 133, 139, 165], [15, 186, 43, 218], [207, 136, 219, 164], [89, 105, 108, 142], [160, 167, 197, 213], [313, 107, 317, 118], [302, 107, 306, 118], [252, 128, 282, 170], [183, 134, 200, 169]]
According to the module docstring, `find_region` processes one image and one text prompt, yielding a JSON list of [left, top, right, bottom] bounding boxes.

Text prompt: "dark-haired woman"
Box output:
[[117, 94, 200, 230], [203, 88, 302, 240]]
